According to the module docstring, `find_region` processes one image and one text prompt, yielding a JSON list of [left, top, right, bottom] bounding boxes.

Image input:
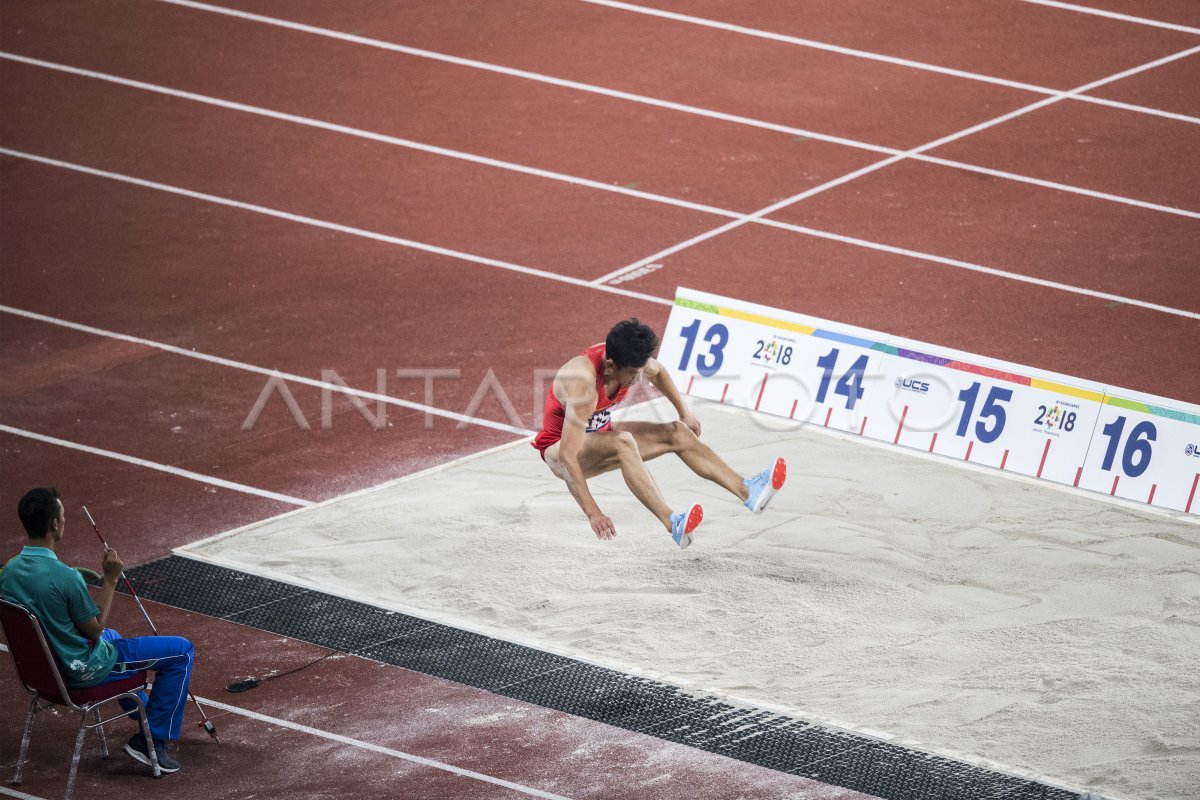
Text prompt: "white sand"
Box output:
[[184, 399, 1200, 800]]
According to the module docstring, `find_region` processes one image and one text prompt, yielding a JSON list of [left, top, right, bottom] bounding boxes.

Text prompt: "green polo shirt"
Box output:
[[0, 546, 117, 687]]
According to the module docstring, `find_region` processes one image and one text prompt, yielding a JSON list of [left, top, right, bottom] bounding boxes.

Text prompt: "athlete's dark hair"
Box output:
[[605, 318, 660, 368], [18, 487, 61, 538]]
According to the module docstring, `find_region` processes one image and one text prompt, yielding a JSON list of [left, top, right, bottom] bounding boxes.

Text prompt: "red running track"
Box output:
[[1, 1, 1197, 797]]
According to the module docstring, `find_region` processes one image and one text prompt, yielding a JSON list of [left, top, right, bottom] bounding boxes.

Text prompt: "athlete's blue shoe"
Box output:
[[670, 504, 703, 549], [744, 457, 787, 514]]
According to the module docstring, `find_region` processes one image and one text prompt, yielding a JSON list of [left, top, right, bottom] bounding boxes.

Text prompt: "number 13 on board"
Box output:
[[677, 319, 729, 377]]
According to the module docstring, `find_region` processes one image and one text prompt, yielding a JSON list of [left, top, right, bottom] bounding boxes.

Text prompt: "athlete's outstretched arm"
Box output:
[[644, 358, 701, 436], [555, 371, 616, 540]]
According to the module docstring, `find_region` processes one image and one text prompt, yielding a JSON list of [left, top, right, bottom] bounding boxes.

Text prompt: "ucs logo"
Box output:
[[895, 377, 930, 394]]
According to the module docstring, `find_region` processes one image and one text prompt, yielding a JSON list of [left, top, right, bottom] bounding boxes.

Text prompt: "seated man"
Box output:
[[533, 318, 786, 548], [0, 487, 194, 774]]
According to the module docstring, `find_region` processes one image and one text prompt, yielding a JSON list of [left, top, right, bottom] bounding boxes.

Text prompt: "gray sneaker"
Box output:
[[124, 733, 181, 774]]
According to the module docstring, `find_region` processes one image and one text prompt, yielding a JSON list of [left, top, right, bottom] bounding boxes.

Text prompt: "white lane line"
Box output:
[[9, 51, 1198, 228], [578, 0, 1055, 92], [1018, 0, 1200, 34], [592, 152, 910, 281], [578, 0, 1200, 125], [0, 304, 538, 436], [162, 0, 1200, 133], [0, 52, 741, 219], [913, 152, 1200, 213], [2, 143, 1196, 321], [1070, 93, 1200, 127], [604, 42, 1200, 283], [735, 222, 1200, 321], [149, 0, 905, 156], [0, 424, 314, 506], [144, 1, 1200, 218], [192, 696, 576, 800], [0, 787, 48, 800], [0, 146, 669, 311], [588, 191, 1200, 320]]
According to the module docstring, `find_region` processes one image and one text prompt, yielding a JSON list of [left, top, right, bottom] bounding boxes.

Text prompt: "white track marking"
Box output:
[[0, 147, 669, 310], [0, 52, 740, 219], [593, 154, 910, 282], [604, 43, 1200, 281], [1069, 94, 1200, 126], [139, 2, 1200, 218], [0, 303, 537, 436], [160, 0, 1200, 131], [7, 52, 1198, 226], [1, 145, 1196, 321], [0, 70, 1193, 322], [156, 0, 892, 154], [0, 787, 47, 800], [578, 0, 1054, 92], [2, 61, 1195, 322], [609, 215, 1200, 319], [578, 0, 1200, 124], [1018, 0, 1200, 34], [0, 424, 314, 506], [912, 152, 1200, 212], [191, 697, 576, 800]]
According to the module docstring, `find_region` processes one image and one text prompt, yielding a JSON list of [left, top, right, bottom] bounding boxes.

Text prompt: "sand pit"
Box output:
[[183, 399, 1200, 800]]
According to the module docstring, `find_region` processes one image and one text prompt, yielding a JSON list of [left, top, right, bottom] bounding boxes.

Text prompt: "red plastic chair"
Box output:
[[0, 599, 161, 798]]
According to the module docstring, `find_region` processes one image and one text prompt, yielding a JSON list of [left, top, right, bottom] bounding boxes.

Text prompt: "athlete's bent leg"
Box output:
[[610, 431, 673, 530], [544, 432, 673, 530], [615, 421, 749, 502]]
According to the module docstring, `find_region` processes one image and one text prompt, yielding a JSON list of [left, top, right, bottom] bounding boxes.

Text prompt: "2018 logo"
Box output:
[[752, 338, 793, 366], [1035, 404, 1077, 433]]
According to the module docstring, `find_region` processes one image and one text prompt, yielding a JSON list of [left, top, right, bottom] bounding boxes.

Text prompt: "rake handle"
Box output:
[[81, 506, 220, 743]]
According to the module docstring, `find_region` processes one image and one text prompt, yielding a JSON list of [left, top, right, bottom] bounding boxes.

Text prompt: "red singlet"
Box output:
[[532, 343, 630, 456]]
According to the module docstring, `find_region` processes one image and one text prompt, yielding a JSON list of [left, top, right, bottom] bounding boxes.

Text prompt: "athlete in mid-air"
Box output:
[[533, 318, 786, 548]]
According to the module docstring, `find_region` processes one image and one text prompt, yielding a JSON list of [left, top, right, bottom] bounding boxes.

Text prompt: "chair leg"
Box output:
[[64, 716, 88, 800], [95, 708, 110, 759], [13, 693, 36, 786]]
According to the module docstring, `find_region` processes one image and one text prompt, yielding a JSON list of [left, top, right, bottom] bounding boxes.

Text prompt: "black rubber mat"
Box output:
[[123, 556, 1080, 800]]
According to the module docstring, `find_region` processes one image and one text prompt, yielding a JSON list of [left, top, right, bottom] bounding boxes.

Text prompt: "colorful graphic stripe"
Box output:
[[812, 328, 879, 351], [1029, 378, 1105, 404], [1108, 397, 1200, 425], [676, 296, 1199, 426], [676, 298, 815, 336]]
